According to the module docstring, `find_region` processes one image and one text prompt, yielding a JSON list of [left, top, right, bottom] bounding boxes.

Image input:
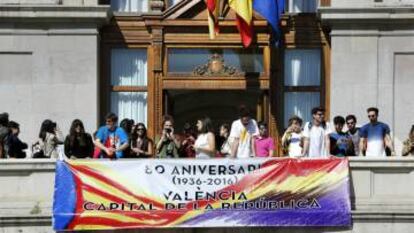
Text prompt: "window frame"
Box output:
[[107, 47, 150, 124], [282, 48, 324, 127]]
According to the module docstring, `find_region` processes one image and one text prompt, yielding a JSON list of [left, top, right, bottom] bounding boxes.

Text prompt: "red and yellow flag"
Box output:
[[229, 0, 253, 47], [207, 0, 220, 39]]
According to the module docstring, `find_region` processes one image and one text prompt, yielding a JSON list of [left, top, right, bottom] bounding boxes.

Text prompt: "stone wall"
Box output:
[[0, 4, 109, 146]]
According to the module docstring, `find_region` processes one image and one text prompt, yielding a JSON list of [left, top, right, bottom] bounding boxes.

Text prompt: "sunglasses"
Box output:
[[368, 115, 376, 118]]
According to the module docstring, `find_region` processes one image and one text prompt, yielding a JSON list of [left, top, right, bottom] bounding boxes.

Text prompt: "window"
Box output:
[[286, 0, 318, 13], [111, 0, 149, 13], [168, 48, 264, 73], [283, 49, 321, 127], [110, 49, 148, 124]]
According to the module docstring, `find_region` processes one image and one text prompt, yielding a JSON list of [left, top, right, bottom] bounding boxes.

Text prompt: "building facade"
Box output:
[[1, 0, 414, 231]]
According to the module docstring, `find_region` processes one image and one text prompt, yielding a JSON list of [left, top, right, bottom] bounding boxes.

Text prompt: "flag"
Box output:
[[207, 0, 220, 39], [253, 0, 285, 43], [229, 0, 254, 47]]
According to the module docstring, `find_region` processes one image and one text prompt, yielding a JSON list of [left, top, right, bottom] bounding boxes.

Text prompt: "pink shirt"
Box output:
[[255, 137, 275, 157]]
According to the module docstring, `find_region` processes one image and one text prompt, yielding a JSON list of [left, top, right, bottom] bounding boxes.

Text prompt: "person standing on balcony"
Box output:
[[229, 105, 259, 158], [194, 117, 216, 159], [94, 113, 129, 159], [218, 123, 232, 157], [359, 107, 395, 157], [329, 116, 355, 157], [6, 121, 27, 159], [282, 115, 304, 157], [130, 123, 154, 158], [402, 125, 414, 156], [0, 113, 10, 159], [37, 120, 64, 159], [255, 122, 275, 157], [302, 107, 332, 157], [64, 119, 94, 159], [155, 115, 180, 158], [345, 114, 360, 156]]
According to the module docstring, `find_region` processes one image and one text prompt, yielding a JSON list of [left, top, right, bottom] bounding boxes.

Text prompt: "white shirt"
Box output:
[[229, 119, 259, 158], [195, 133, 212, 159], [303, 122, 332, 158], [288, 132, 303, 158]]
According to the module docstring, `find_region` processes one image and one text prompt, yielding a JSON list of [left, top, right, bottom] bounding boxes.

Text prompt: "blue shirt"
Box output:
[[359, 122, 390, 140], [330, 132, 353, 157], [359, 122, 390, 156], [96, 126, 128, 158]]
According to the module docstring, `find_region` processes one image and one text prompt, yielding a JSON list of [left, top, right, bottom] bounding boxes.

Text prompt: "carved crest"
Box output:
[[193, 53, 241, 76]]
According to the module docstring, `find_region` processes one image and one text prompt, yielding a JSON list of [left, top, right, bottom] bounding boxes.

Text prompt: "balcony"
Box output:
[[1, 157, 414, 232]]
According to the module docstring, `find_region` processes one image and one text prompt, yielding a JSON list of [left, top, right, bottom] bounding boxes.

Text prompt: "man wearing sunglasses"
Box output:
[[345, 115, 360, 156], [302, 107, 332, 157], [359, 107, 395, 157]]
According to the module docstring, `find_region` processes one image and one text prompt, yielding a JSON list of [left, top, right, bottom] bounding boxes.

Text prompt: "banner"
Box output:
[[53, 158, 351, 231]]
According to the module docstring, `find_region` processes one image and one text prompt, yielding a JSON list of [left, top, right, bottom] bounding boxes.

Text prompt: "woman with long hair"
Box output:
[[194, 117, 216, 159], [64, 119, 94, 159], [37, 119, 63, 158], [218, 123, 231, 157], [130, 123, 153, 158]]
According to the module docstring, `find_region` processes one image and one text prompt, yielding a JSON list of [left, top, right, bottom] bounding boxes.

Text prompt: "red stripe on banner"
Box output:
[[82, 183, 130, 204], [67, 169, 87, 230], [71, 164, 164, 209], [235, 15, 253, 47]]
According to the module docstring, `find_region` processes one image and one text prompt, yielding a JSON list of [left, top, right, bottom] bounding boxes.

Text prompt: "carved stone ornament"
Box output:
[[193, 53, 241, 76], [150, 0, 164, 13]]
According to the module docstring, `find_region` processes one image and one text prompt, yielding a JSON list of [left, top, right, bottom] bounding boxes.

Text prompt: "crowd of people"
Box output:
[[0, 105, 413, 159]]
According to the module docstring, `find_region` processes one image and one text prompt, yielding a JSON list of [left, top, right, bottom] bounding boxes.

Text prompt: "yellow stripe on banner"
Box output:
[[74, 224, 114, 230], [80, 210, 141, 224], [248, 171, 348, 200], [69, 160, 166, 205], [77, 172, 141, 204], [228, 0, 253, 25]]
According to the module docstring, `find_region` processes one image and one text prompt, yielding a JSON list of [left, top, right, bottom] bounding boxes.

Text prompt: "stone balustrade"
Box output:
[[1, 157, 414, 233]]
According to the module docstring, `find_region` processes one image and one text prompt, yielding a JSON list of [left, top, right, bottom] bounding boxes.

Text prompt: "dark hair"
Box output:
[[220, 123, 230, 132], [258, 121, 267, 129], [367, 107, 379, 115], [39, 119, 56, 141], [69, 119, 87, 148], [333, 116, 345, 125], [120, 118, 134, 135], [345, 115, 357, 123], [198, 117, 213, 134], [183, 122, 195, 135], [239, 105, 251, 118], [311, 107, 325, 115], [131, 123, 149, 151], [105, 112, 118, 123], [288, 115, 303, 126], [162, 115, 174, 127], [7, 121, 19, 129], [0, 112, 9, 127]]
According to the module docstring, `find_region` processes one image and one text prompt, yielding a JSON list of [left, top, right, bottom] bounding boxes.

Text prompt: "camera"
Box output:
[[165, 128, 172, 134]]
